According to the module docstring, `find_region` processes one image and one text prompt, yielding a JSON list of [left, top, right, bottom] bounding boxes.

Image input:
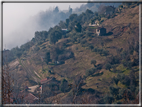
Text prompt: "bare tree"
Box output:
[[2, 63, 13, 104]]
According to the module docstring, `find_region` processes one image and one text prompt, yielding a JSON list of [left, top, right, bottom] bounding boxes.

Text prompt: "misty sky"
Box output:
[[3, 0, 139, 50], [3, 2, 85, 50]]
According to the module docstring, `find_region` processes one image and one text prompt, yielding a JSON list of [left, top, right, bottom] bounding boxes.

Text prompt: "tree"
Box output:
[[101, 41, 104, 47], [53, 6, 59, 13], [85, 9, 93, 14], [66, 19, 69, 27], [69, 6, 72, 14], [59, 21, 66, 29], [105, 63, 111, 71], [109, 86, 120, 98], [49, 27, 62, 44], [112, 76, 119, 85], [89, 45, 94, 50], [103, 94, 114, 104], [75, 22, 82, 32], [91, 60, 97, 67], [121, 76, 130, 86], [98, 5, 115, 15], [45, 52, 51, 64], [69, 14, 77, 22], [60, 79, 70, 92], [2, 63, 13, 104], [85, 68, 96, 77]]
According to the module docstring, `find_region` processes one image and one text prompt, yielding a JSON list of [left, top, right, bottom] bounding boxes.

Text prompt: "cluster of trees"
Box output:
[[45, 45, 74, 64], [92, 47, 109, 56], [90, 5, 116, 24], [104, 38, 139, 73], [103, 69, 139, 104], [85, 67, 97, 77], [3, 30, 49, 64], [98, 69, 139, 104], [63, 9, 95, 31], [60, 79, 71, 92], [37, 6, 73, 30], [48, 26, 63, 44], [85, 60, 103, 77], [4, 4, 119, 64], [32, 31, 48, 44]]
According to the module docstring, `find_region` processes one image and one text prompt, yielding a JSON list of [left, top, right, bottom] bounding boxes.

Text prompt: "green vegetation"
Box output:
[[60, 79, 71, 92], [85, 68, 97, 77], [91, 60, 97, 67], [3, 3, 140, 104], [45, 51, 51, 64]]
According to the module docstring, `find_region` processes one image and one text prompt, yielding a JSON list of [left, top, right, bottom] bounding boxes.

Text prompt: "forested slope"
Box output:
[[2, 3, 140, 104]]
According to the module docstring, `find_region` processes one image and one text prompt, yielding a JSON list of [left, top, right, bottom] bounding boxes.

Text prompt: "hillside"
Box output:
[[2, 3, 140, 104]]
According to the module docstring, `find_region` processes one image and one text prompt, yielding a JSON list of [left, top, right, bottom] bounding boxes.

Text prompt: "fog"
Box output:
[[3, 3, 85, 50], [3, 0, 135, 50]]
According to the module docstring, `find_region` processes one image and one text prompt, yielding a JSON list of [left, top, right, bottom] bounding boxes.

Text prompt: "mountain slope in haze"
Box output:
[[74, 2, 121, 14], [3, 3, 140, 104]]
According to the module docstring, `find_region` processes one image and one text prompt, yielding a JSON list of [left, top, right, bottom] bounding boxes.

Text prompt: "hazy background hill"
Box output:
[[3, 2, 121, 50]]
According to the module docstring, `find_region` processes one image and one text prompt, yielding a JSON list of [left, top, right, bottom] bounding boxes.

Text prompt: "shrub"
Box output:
[[45, 51, 51, 64], [109, 56, 120, 64], [92, 48, 98, 52], [122, 60, 128, 67], [85, 68, 96, 76], [72, 36, 77, 43], [80, 39, 87, 45], [112, 76, 119, 85], [58, 51, 74, 61], [77, 38, 81, 43], [76, 33, 83, 38], [85, 31, 92, 38], [88, 45, 94, 50], [122, 60, 132, 68], [34, 46, 40, 51], [76, 47, 78, 50], [48, 83, 59, 91], [75, 22, 82, 32], [91, 60, 97, 67], [66, 33, 72, 38], [96, 64, 103, 70], [103, 94, 114, 104], [126, 61, 133, 69], [109, 86, 120, 98], [119, 74, 125, 82], [130, 85, 136, 92], [121, 76, 130, 86], [60, 79, 71, 92], [121, 51, 130, 61], [104, 38, 112, 42], [105, 63, 111, 71], [119, 88, 134, 100], [100, 50, 109, 56]]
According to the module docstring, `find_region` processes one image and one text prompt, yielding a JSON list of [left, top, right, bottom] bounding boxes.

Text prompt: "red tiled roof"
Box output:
[[40, 78, 53, 84], [40, 78, 48, 84]]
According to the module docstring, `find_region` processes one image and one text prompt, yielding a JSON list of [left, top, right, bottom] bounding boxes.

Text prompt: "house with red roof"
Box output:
[[40, 78, 48, 84]]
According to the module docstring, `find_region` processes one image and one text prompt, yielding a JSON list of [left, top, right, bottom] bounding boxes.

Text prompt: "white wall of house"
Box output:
[[96, 29, 100, 36]]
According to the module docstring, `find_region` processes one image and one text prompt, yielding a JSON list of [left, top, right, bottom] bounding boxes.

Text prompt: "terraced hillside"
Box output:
[[3, 3, 141, 104]]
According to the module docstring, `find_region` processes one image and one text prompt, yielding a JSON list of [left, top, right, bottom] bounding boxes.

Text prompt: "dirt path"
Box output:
[[19, 59, 40, 83], [34, 70, 41, 78]]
